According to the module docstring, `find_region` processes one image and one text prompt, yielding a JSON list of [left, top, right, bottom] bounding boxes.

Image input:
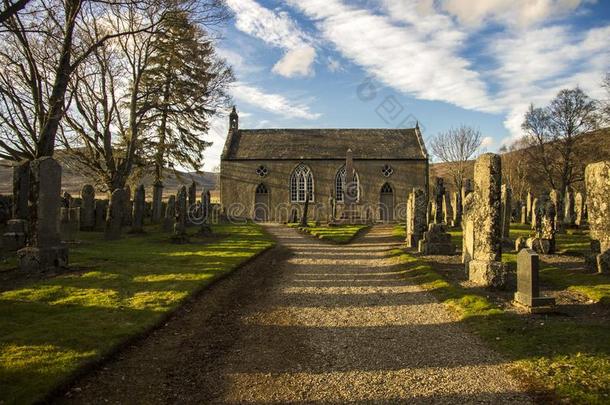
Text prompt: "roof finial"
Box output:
[[415, 120, 419, 130]]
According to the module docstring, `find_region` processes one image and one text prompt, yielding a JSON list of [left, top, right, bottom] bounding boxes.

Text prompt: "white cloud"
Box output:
[[481, 136, 494, 148], [441, 0, 593, 28], [272, 45, 316, 77], [226, 0, 317, 77], [231, 82, 322, 120], [286, 0, 496, 112]]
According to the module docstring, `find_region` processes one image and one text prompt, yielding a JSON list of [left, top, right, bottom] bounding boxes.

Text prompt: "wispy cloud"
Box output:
[[226, 0, 317, 78], [230, 82, 322, 120]]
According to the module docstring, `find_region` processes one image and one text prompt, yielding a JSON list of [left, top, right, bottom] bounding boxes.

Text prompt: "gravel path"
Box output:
[[58, 225, 532, 404]]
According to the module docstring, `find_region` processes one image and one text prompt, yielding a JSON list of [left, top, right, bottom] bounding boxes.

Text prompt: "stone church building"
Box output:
[[220, 107, 429, 223]]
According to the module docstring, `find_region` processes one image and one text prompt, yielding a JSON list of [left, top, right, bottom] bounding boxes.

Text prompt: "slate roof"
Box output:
[[221, 128, 428, 160]]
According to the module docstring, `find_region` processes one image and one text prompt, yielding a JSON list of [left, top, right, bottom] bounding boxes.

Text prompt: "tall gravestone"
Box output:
[[520, 205, 527, 224], [3, 162, 29, 250], [531, 198, 539, 230], [17, 157, 68, 271], [105, 188, 126, 240], [501, 184, 512, 240], [549, 189, 563, 233], [574, 192, 585, 226], [564, 187, 575, 226], [131, 184, 145, 233], [80, 185, 95, 231], [122, 185, 132, 226], [514, 249, 555, 312], [406, 188, 426, 248], [585, 161, 610, 274], [526, 190, 533, 223], [451, 191, 460, 227], [442, 193, 453, 226], [172, 186, 188, 242], [462, 153, 506, 288], [432, 177, 445, 224], [199, 189, 213, 235], [94, 199, 108, 231], [163, 195, 176, 232], [151, 180, 164, 223], [60, 207, 80, 242]]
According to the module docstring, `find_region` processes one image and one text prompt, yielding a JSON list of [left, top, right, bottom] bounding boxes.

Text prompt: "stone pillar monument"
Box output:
[[585, 161, 610, 274], [462, 153, 506, 288], [405, 188, 426, 248], [152, 180, 164, 223], [132, 184, 145, 233], [80, 185, 95, 231]]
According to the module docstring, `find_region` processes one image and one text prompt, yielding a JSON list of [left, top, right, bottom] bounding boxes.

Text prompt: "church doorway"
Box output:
[[379, 183, 394, 222], [254, 183, 269, 222]]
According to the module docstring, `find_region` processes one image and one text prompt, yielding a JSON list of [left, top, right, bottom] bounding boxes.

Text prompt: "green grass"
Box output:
[[288, 223, 369, 243], [389, 248, 610, 404], [0, 223, 274, 405]]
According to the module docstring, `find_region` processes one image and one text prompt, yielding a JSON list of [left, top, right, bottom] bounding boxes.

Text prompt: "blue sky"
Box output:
[[202, 0, 610, 170]]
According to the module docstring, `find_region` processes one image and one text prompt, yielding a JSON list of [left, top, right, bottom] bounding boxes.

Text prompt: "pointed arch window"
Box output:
[[290, 164, 314, 202], [335, 166, 360, 203]]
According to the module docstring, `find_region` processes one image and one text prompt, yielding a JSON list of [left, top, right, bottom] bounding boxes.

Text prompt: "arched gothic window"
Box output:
[[290, 164, 314, 202], [335, 166, 360, 203]]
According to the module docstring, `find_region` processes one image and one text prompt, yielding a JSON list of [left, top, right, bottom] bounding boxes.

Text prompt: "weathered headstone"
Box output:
[[328, 191, 336, 224], [514, 249, 555, 312], [172, 186, 188, 242], [105, 188, 126, 240], [526, 190, 533, 223], [574, 192, 585, 227], [406, 188, 426, 248], [12, 160, 30, 220], [162, 196, 176, 232], [527, 195, 555, 254], [549, 189, 563, 233], [520, 205, 527, 224], [131, 184, 145, 233], [501, 184, 512, 240], [442, 192, 453, 226], [432, 177, 445, 224], [300, 194, 310, 226], [122, 185, 132, 226], [94, 199, 108, 231], [152, 180, 164, 223], [418, 223, 455, 255], [531, 198, 539, 230], [451, 191, 460, 227], [2, 219, 27, 251], [462, 153, 506, 288], [80, 185, 95, 231], [60, 207, 80, 242], [198, 189, 213, 235], [585, 161, 610, 274], [17, 157, 68, 272], [564, 187, 575, 226], [515, 236, 526, 252]]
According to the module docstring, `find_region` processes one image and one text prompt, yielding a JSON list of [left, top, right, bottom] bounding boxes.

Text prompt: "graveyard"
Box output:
[[2, 0, 610, 404]]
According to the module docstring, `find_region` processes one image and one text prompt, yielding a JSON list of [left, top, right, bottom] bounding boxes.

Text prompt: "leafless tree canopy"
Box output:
[[521, 87, 598, 193], [429, 125, 482, 191]]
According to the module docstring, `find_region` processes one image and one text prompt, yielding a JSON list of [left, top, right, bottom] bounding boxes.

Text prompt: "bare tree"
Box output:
[[0, 0, 30, 25], [521, 87, 598, 193], [499, 140, 528, 201], [429, 125, 482, 192], [0, 0, 166, 161]]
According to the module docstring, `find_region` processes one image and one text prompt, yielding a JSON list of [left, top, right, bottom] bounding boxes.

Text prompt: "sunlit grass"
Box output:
[[288, 223, 368, 243], [390, 248, 610, 404], [0, 223, 274, 404]]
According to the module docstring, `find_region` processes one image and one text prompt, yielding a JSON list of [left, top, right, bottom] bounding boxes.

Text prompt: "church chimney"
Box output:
[[229, 105, 238, 132]]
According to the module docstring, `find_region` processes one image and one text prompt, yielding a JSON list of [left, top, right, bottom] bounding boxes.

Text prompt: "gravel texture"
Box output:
[[57, 225, 532, 404]]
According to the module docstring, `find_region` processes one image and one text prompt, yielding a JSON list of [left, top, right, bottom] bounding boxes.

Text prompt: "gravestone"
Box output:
[[163, 196, 176, 232], [515, 236, 526, 252], [585, 161, 610, 274], [105, 189, 126, 240], [17, 157, 68, 272], [94, 199, 108, 231], [60, 207, 80, 242], [574, 192, 585, 227], [514, 249, 555, 312], [122, 185, 132, 226], [418, 223, 455, 255], [462, 153, 506, 288], [80, 185, 95, 231], [442, 192, 453, 226], [172, 186, 188, 243], [526, 190, 533, 223], [152, 181, 164, 223], [564, 187, 575, 226], [527, 195, 555, 254], [432, 177, 445, 224], [3, 219, 27, 251], [406, 188, 426, 248], [199, 189, 213, 234], [501, 184, 512, 240], [549, 189, 563, 233], [188, 181, 197, 225], [131, 184, 145, 233], [531, 198, 539, 230], [521, 205, 527, 224], [328, 192, 336, 224], [451, 191, 460, 227]]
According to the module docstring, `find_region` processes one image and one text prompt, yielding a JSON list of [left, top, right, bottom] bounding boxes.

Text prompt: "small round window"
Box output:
[[382, 164, 393, 177], [256, 165, 268, 177]]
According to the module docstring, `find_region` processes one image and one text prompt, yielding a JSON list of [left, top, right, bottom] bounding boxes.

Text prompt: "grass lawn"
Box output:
[[287, 223, 369, 243], [0, 223, 274, 405], [390, 248, 610, 404]]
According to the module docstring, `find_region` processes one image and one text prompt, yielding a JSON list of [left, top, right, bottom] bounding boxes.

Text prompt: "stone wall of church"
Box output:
[[220, 159, 428, 222]]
